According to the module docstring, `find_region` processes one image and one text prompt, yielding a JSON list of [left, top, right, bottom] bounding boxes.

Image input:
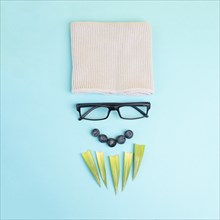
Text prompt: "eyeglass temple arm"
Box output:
[[132, 106, 149, 117], [78, 106, 100, 120]]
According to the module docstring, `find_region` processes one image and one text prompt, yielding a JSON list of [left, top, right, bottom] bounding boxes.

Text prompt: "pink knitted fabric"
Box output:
[[71, 22, 153, 95]]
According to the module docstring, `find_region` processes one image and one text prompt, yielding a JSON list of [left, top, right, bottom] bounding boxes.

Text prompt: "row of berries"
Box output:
[[91, 128, 133, 147]]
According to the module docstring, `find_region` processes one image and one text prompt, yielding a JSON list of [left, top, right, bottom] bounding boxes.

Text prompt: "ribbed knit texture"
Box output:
[[71, 22, 153, 95]]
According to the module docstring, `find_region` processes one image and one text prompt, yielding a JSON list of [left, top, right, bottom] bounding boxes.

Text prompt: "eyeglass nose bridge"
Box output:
[[107, 107, 121, 119], [108, 106, 118, 111]]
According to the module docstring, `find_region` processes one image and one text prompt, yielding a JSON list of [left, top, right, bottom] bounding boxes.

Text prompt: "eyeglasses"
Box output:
[[76, 102, 151, 121]]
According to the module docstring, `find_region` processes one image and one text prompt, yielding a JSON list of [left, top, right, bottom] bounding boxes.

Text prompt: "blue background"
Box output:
[[1, 1, 219, 219]]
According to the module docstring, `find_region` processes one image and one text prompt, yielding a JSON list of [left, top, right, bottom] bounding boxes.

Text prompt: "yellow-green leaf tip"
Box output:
[[133, 144, 145, 180], [109, 155, 120, 194], [96, 152, 107, 188], [122, 152, 133, 191], [82, 150, 101, 187]]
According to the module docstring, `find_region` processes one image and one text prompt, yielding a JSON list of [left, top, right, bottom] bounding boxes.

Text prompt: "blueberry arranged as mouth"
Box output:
[[98, 134, 108, 143], [116, 135, 126, 144], [107, 138, 117, 147], [124, 130, 133, 139], [91, 128, 100, 137], [91, 128, 134, 148]]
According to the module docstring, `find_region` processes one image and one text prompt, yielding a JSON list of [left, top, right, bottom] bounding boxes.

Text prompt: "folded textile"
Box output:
[[71, 22, 153, 95]]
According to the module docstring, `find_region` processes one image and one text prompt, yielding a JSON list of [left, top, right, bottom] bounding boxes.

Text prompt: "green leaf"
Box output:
[[82, 150, 101, 187], [109, 155, 120, 194], [122, 152, 133, 191], [96, 152, 107, 188], [133, 144, 145, 180]]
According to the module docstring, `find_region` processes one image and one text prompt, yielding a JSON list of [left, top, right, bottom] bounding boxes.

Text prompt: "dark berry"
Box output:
[[107, 138, 117, 147], [116, 135, 126, 144], [98, 134, 108, 143], [91, 128, 100, 137], [124, 130, 133, 139]]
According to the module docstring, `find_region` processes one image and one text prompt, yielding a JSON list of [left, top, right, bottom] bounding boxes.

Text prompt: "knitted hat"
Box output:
[[71, 22, 153, 95]]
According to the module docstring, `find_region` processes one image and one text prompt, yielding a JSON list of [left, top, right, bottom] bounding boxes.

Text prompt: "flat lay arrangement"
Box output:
[[2, 3, 218, 218], [71, 21, 153, 194]]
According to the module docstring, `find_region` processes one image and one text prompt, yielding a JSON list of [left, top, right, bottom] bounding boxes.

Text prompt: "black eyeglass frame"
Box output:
[[76, 102, 151, 121]]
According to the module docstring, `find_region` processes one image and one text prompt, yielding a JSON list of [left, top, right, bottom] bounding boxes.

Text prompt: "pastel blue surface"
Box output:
[[1, 1, 219, 219]]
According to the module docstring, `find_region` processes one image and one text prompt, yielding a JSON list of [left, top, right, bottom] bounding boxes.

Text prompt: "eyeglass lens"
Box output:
[[119, 106, 147, 119], [80, 107, 109, 120]]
